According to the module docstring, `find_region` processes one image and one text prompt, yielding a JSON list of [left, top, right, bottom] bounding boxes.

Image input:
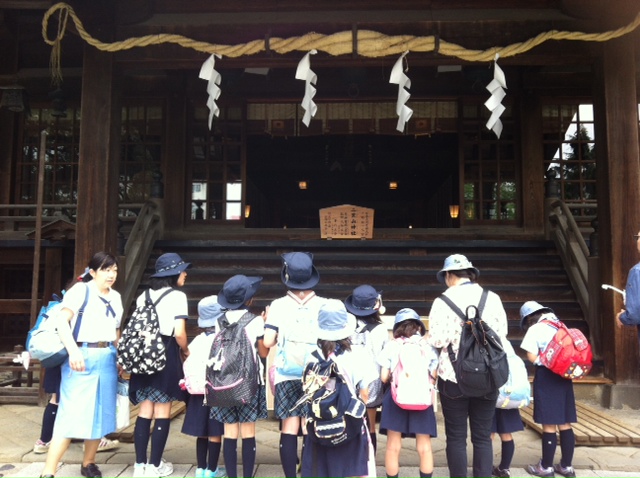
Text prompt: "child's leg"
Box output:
[[196, 437, 208, 469], [499, 433, 515, 471], [240, 422, 257, 478], [279, 416, 300, 478], [558, 424, 575, 467], [384, 430, 402, 477], [541, 425, 558, 469], [366, 407, 378, 455], [207, 436, 222, 473], [223, 423, 239, 478], [416, 434, 434, 476]]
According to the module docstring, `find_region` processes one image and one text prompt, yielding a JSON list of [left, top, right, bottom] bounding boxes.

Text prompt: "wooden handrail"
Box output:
[[548, 198, 592, 321], [121, 200, 163, 315]]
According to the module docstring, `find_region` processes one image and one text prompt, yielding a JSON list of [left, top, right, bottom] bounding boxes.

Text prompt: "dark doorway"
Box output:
[[246, 133, 458, 228]]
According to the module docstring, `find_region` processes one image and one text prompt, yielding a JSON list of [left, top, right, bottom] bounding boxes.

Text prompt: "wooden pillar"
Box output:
[[74, 44, 121, 275], [594, 33, 640, 382], [519, 92, 545, 233]]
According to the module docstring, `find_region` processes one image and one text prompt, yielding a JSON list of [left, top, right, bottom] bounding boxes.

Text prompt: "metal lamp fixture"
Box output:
[[449, 205, 460, 219]]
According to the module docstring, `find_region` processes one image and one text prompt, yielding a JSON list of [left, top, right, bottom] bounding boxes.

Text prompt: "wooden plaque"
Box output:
[[319, 204, 374, 239]]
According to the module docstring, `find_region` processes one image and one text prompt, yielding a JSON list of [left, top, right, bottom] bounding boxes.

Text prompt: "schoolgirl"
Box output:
[[301, 299, 377, 478], [211, 275, 269, 478], [377, 308, 438, 478], [263, 252, 326, 478], [180, 295, 226, 478], [491, 339, 524, 478], [344, 284, 388, 455], [520, 301, 577, 478], [40, 252, 123, 478], [129, 253, 191, 478]]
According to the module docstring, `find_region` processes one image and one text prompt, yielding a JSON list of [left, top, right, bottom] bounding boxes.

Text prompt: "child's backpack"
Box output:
[[26, 292, 64, 352], [539, 319, 592, 379], [275, 300, 320, 377], [299, 351, 366, 447], [350, 321, 384, 406], [390, 336, 434, 410], [496, 339, 531, 409], [180, 332, 215, 395], [117, 288, 173, 375], [204, 312, 260, 408], [439, 289, 509, 397]]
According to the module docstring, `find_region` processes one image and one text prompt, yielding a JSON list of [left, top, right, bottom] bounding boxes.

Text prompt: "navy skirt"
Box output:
[[301, 423, 370, 478], [379, 389, 438, 437], [532, 366, 577, 425], [129, 336, 188, 405], [182, 393, 224, 437], [491, 408, 524, 434]]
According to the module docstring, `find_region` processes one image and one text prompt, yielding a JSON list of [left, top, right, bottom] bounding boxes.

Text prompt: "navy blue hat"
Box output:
[[344, 285, 383, 316], [218, 275, 262, 310], [151, 253, 192, 278], [198, 295, 224, 328], [281, 252, 320, 290]]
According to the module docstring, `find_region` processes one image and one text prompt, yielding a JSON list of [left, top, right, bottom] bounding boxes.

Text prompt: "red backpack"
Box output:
[[540, 320, 592, 380]]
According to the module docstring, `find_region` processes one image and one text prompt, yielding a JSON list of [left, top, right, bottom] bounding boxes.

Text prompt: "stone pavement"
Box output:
[[1, 401, 639, 478]]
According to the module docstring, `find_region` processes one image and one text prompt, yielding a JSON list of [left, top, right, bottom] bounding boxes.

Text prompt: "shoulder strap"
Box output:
[[151, 288, 174, 307], [541, 319, 564, 331], [438, 293, 465, 321], [71, 284, 90, 340], [477, 289, 489, 317], [442, 288, 488, 364], [237, 311, 257, 328]]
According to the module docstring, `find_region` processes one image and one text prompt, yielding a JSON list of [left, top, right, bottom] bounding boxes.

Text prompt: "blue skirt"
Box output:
[[275, 379, 308, 418], [53, 345, 117, 439], [43, 365, 61, 396], [492, 408, 524, 434], [379, 389, 438, 437], [210, 386, 268, 424], [182, 393, 224, 437], [532, 366, 577, 425]]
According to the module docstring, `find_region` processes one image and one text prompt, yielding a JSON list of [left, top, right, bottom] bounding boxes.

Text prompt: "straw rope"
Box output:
[[42, 2, 640, 83]]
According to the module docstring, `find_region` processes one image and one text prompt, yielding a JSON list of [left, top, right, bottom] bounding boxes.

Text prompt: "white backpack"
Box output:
[[181, 332, 215, 395], [390, 336, 434, 411]]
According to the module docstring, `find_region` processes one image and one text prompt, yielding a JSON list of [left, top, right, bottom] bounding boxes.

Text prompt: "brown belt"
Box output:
[[77, 341, 110, 348]]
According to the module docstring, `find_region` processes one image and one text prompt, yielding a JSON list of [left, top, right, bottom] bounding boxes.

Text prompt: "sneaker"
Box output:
[[133, 463, 146, 478], [83, 438, 120, 453], [212, 467, 226, 478], [33, 439, 50, 454], [492, 466, 511, 478], [553, 464, 576, 478], [527, 461, 555, 477], [145, 459, 173, 477], [80, 463, 103, 478], [195, 468, 205, 478]]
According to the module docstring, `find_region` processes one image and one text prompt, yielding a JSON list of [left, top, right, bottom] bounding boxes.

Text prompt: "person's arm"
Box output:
[[618, 267, 640, 326], [256, 338, 269, 359], [380, 367, 391, 384], [53, 307, 85, 371], [174, 318, 189, 357]]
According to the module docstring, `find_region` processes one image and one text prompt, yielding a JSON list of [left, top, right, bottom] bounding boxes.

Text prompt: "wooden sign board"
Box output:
[[319, 204, 374, 239]]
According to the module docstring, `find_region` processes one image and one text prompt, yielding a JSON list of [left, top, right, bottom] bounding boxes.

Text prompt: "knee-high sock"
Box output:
[[279, 433, 298, 478], [541, 432, 557, 469], [242, 437, 256, 478], [208, 440, 222, 472], [40, 403, 58, 443], [499, 439, 515, 470], [559, 429, 575, 467], [223, 438, 238, 478], [196, 437, 208, 469], [149, 418, 171, 467], [369, 432, 377, 456], [134, 417, 152, 465], [419, 472, 433, 478]]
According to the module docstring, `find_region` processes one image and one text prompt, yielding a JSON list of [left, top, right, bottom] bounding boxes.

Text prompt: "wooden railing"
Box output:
[[547, 199, 602, 355], [121, 200, 163, 314]]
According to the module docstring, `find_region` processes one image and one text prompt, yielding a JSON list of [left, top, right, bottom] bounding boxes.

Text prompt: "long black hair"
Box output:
[[149, 274, 181, 290]]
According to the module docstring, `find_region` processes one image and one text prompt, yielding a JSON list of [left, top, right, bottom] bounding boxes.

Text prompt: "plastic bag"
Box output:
[[116, 377, 130, 430]]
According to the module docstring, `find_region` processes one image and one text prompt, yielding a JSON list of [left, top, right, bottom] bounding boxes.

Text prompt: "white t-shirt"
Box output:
[[377, 334, 439, 374], [520, 313, 561, 366], [135, 287, 188, 336], [308, 347, 378, 395], [62, 280, 123, 343]]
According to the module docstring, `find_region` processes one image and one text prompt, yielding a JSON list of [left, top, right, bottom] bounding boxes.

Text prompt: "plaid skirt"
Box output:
[[210, 385, 267, 424], [275, 379, 308, 419]]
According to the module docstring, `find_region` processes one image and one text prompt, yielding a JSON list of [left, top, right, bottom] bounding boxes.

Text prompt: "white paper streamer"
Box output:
[[295, 50, 318, 127], [485, 53, 507, 138], [389, 51, 413, 133], [199, 53, 222, 130]]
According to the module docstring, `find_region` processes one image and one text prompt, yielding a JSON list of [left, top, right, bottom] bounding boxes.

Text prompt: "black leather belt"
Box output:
[[77, 341, 110, 348]]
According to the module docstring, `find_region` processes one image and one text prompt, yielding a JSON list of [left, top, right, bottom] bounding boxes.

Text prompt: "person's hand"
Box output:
[[68, 348, 85, 372], [261, 305, 270, 322], [615, 309, 625, 329]]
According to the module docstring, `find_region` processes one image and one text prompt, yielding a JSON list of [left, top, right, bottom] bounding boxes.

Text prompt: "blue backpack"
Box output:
[[26, 292, 65, 351]]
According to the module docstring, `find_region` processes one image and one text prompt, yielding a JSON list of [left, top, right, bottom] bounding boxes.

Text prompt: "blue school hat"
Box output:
[[197, 295, 224, 328]]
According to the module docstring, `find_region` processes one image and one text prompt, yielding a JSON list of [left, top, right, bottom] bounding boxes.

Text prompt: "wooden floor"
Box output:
[[520, 401, 640, 446], [107, 401, 186, 443]]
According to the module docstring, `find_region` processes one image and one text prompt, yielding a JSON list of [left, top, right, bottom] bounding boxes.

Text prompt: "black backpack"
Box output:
[[439, 289, 509, 397], [117, 288, 173, 375], [204, 311, 260, 408], [297, 351, 366, 447]]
